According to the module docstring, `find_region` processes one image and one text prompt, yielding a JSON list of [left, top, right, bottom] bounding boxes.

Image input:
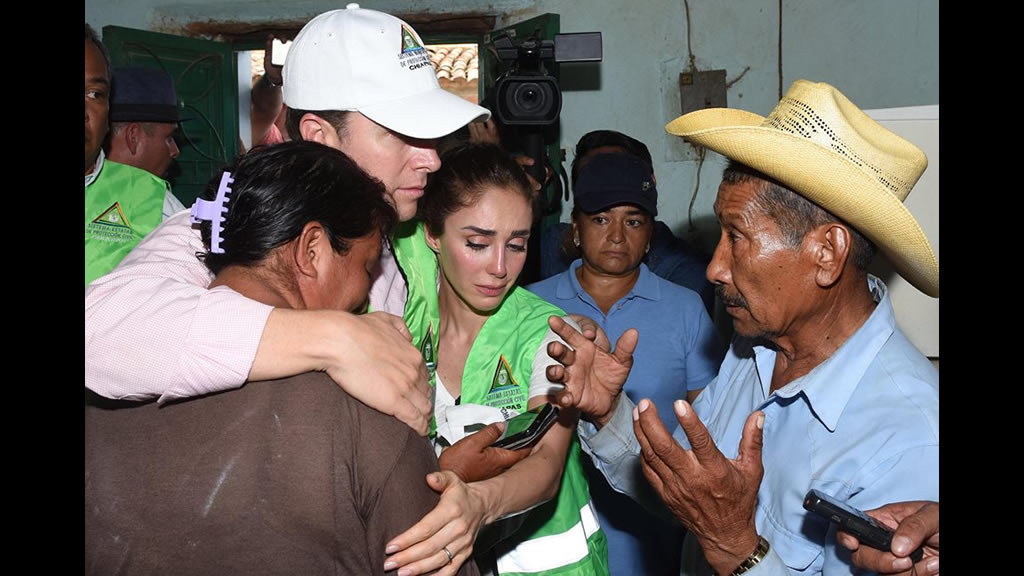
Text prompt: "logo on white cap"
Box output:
[[399, 25, 432, 71]]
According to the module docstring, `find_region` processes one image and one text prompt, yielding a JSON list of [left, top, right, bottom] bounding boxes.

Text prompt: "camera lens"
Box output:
[[494, 75, 561, 125], [513, 83, 546, 113]]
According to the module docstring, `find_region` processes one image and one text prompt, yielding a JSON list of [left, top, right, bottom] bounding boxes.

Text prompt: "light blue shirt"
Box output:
[[579, 276, 939, 575], [528, 260, 724, 576]]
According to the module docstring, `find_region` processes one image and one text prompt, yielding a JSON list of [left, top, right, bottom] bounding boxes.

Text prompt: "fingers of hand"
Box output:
[[394, 361, 432, 436], [836, 531, 860, 551], [892, 503, 939, 551], [849, 546, 913, 574], [613, 329, 639, 364], [548, 315, 585, 349], [736, 411, 765, 477], [635, 400, 688, 478], [427, 471, 461, 493], [477, 421, 506, 444], [385, 529, 469, 576], [674, 400, 717, 463], [545, 363, 566, 384], [634, 410, 690, 525], [395, 406, 429, 437], [486, 446, 531, 470], [415, 362, 432, 394], [638, 456, 668, 502], [387, 476, 468, 553], [374, 312, 413, 341], [385, 487, 477, 574], [566, 313, 597, 335], [546, 340, 575, 366], [554, 388, 576, 408]]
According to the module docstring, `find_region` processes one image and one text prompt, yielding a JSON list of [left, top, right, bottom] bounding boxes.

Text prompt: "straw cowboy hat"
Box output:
[[666, 79, 938, 297]]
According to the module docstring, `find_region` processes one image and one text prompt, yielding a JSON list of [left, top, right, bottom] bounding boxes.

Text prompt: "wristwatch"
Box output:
[[727, 536, 771, 576], [262, 74, 282, 88]]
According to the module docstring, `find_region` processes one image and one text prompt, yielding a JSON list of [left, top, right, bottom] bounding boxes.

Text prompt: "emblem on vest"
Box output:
[[485, 355, 526, 419], [87, 202, 135, 243], [420, 324, 436, 377]]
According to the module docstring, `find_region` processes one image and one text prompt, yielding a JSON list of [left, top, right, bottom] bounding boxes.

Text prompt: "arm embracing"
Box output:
[[85, 212, 270, 402], [85, 213, 432, 435]]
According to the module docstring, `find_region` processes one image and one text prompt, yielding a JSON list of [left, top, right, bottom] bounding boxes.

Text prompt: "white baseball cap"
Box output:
[[283, 4, 490, 139]]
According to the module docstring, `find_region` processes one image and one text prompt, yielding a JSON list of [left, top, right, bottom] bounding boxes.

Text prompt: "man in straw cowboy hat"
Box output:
[[544, 79, 939, 575]]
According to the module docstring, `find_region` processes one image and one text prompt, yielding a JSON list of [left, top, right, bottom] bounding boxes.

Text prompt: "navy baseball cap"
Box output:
[[109, 67, 182, 123], [574, 153, 658, 216]]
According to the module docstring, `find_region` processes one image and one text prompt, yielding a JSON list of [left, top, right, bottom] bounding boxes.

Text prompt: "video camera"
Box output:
[[491, 31, 603, 127], [485, 30, 602, 285]]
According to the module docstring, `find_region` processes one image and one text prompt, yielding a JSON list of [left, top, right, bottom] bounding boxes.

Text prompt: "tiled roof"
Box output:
[[429, 45, 478, 82]]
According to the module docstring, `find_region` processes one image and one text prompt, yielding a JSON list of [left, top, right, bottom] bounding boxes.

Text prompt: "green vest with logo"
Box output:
[[84, 160, 167, 288], [392, 221, 609, 576]]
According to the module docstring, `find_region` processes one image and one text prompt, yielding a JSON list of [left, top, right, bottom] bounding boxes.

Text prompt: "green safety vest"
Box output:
[[391, 221, 609, 576], [84, 160, 167, 288]]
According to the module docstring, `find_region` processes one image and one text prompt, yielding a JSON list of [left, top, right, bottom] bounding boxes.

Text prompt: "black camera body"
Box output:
[[492, 31, 602, 126]]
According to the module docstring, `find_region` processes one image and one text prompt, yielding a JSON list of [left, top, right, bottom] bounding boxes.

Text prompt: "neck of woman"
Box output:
[[436, 273, 490, 344], [434, 271, 494, 399], [575, 262, 641, 315]]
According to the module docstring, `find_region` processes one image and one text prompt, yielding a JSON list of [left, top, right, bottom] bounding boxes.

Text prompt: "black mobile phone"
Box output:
[[803, 489, 924, 563], [491, 403, 559, 450]]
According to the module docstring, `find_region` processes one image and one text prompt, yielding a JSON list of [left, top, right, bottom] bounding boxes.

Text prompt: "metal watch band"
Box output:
[[728, 536, 771, 576]]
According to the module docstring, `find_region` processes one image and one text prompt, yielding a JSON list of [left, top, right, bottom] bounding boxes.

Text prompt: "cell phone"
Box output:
[[491, 403, 559, 450], [270, 39, 292, 67], [803, 489, 924, 563]]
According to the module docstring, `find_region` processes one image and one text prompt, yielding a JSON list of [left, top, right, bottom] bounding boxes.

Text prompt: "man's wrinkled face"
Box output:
[[85, 39, 109, 175], [706, 179, 811, 340]]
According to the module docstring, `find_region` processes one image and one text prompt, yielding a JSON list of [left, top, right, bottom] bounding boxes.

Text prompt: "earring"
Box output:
[[573, 237, 580, 248], [645, 245, 650, 254]]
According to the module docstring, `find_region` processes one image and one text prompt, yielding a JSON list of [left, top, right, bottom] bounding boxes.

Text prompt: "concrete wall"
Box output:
[[86, 0, 938, 254]]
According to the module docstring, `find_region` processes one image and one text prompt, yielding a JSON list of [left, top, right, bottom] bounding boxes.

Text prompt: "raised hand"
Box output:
[[633, 399, 765, 576], [545, 315, 636, 427]]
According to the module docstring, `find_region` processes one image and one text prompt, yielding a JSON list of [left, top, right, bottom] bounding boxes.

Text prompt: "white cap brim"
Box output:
[[360, 87, 490, 140]]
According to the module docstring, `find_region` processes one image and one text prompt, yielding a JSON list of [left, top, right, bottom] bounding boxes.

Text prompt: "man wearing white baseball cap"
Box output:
[[282, 4, 487, 141], [86, 5, 488, 437]]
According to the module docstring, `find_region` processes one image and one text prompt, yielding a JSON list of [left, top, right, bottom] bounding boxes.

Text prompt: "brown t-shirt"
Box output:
[[85, 373, 478, 576]]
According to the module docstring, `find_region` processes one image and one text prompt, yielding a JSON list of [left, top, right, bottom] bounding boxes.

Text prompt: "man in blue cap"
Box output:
[[107, 67, 186, 189], [84, 32, 185, 287]]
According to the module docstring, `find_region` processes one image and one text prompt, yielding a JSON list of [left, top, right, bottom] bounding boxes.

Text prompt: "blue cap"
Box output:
[[110, 67, 181, 123], [574, 153, 657, 216]]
